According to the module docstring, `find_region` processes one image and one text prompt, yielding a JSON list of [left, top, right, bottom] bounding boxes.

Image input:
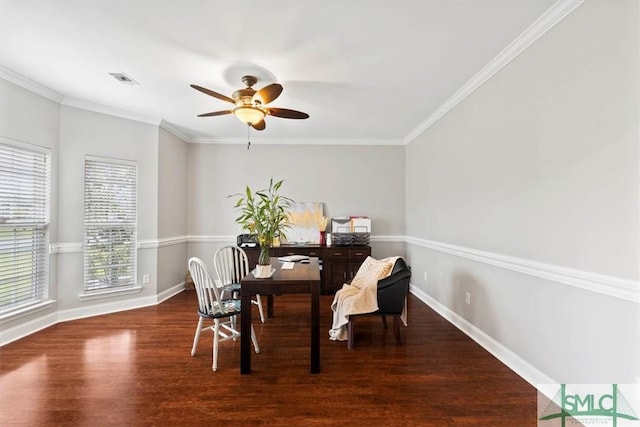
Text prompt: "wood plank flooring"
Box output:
[[0, 292, 537, 426]]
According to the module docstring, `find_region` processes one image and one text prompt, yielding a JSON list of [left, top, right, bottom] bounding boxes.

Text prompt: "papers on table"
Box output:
[[281, 262, 295, 270], [278, 255, 309, 262]]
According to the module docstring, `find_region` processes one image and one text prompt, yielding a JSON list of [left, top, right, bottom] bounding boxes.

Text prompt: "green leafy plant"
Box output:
[[229, 178, 293, 265]]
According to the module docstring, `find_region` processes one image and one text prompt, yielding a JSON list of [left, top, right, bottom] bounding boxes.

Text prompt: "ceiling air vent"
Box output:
[[109, 72, 140, 85]]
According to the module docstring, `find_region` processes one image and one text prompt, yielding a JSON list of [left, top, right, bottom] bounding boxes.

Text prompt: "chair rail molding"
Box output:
[[50, 236, 190, 253], [405, 236, 639, 304]]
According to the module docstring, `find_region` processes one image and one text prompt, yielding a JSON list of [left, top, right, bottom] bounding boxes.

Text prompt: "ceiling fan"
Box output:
[[191, 75, 309, 131]]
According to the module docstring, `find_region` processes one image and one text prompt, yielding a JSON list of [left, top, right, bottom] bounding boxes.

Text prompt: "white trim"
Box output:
[[187, 234, 236, 244], [0, 66, 64, 103], [62, 97, 162, 126], [0, 311, 59, 346], [50, 242, 83, 254], [409, 284, 557, 388], [138, 239, 158, 249], [61, 294, 157, 324], [404, 0, 586, 144], [189, 136, 404, 146], [159, 120, 193, 143], [138, 236, 189, 249], [158, 236, 189, 248], [369, 235, 405, 243], [0, 136, 52, 155], [2, 1, 584, 149], [0, 300, 56, 323], [157, 282, 186, 303], [406, 236, 640, 304], [1, 284, 186, 346], [49, 233, 639, 303]]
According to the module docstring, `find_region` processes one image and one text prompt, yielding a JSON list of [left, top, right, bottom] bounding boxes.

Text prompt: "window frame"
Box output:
[[0, 138, 51, 319], [82, 156, 138, 296]]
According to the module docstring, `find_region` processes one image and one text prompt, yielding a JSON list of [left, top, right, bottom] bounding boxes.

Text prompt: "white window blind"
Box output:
[[84, 158, 137, 292], [0, 141, 50, 315]]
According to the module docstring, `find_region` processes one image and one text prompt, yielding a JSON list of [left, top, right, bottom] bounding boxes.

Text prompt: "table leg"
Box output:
[[267, 295, 274, 318], [310, 284, 320, 374], [240, 293, 252, 375]]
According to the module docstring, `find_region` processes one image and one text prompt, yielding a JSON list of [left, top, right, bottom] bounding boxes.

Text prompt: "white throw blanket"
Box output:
[[328, 256, 400, 341]]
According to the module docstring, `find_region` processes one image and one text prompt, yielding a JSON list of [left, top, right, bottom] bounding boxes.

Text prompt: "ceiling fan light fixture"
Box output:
[[233, 106, 265, 125]]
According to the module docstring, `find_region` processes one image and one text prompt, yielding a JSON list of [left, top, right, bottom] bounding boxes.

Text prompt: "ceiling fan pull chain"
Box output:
[[247, 124, 251, 150]]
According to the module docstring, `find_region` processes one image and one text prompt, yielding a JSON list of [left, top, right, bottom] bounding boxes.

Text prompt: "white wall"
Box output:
[[406, 0, 639, 384]]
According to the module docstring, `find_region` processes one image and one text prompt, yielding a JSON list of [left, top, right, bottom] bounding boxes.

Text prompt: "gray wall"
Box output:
[[186, 143, 406, 264], [405, 0, 639, 384], [0, 79, 60, 331], [57, 106, 160, 308], [157, 127, 189, 293]]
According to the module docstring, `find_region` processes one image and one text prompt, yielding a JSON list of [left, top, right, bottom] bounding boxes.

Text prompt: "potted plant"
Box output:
[[230, 178, 293, 278]]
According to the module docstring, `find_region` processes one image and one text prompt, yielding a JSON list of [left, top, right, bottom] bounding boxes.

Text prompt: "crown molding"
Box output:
[[403, 0, 586, 144], [189, 136, 404, 146], [0, 66, 64, 103], [61, 97, 162, 126], [159, 120, 194, 143]]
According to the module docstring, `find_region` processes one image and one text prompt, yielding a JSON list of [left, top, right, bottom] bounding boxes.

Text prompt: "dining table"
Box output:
[[240, 256, 321, 375]]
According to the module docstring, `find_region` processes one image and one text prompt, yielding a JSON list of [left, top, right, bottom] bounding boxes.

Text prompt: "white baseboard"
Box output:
[[409, 284, 556, 389], [158, 282, 186, 303], [1, 283, 186, 347], [0, 311, 59, 347]]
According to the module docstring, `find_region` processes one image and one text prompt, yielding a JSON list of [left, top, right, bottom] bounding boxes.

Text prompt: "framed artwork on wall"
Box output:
[[284, 202, 325, 244]]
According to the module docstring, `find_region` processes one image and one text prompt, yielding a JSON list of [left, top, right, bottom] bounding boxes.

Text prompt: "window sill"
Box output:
[[0, 300, 57, 323], [79, 286, 143, 301]]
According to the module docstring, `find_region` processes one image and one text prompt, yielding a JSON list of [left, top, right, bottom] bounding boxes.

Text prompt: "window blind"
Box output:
[[83, 158, 137, 292], [0, 142, 50, 314]]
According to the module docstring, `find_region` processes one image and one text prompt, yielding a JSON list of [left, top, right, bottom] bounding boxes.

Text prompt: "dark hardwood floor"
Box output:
[[0, 291, 537, 426]]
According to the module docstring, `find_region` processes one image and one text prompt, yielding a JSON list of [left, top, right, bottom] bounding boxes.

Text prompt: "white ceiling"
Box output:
[[0, 0, 558, 144]]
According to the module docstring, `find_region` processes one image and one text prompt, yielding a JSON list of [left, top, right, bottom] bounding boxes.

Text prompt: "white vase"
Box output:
[[254, 264, 274, 278]]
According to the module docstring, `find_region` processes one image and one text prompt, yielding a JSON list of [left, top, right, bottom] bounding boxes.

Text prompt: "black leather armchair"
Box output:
[[347, 257, 411, 350]]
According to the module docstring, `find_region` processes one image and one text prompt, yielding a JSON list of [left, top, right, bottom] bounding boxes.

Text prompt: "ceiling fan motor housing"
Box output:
[[232, 88, 258, 106]]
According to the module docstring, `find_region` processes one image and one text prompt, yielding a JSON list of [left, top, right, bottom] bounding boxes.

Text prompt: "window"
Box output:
[[83, 157, 137, 292], [0, 140, 50, 315]]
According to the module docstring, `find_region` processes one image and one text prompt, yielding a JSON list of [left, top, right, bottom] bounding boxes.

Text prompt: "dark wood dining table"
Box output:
[[240, 257, 321, 375]]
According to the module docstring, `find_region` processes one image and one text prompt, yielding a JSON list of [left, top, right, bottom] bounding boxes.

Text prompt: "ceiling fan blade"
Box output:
[[251, 119, 266, 131], [255, 83, 283, 104], [267, 108, 309, 119], [197, 110, 232, 117], [191, 84, 235, 104]]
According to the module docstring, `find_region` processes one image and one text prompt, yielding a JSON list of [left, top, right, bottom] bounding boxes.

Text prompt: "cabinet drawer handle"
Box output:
[[354, 252, 363, 256], [333, 253, 342, 256], [309, 252, 317, 256]]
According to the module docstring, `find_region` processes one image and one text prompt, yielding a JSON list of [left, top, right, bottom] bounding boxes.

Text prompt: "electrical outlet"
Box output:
[[465, 292, 471, 305], [143, 273, 150, 284], [423, 272, 428, 282]]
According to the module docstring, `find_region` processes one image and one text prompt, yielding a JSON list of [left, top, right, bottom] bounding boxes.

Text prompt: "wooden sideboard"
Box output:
[[242, 244, 371, 295]]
